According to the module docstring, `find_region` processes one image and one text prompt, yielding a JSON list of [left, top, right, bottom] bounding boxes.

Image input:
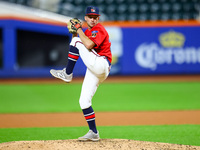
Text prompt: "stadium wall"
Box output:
[[0, 18, 200, 78]]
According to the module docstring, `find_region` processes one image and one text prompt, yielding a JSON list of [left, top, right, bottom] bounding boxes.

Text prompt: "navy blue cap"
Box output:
[[85, 6, 100, 16]]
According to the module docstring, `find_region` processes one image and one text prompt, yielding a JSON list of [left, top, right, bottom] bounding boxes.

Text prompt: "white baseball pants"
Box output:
[[70, 37, 110, 109]]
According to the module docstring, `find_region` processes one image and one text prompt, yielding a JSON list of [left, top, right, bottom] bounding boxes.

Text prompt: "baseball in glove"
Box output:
[[67, 18, 82, 34]]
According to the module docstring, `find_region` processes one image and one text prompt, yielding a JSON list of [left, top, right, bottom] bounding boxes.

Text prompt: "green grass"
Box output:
[[0, 82, 200, 113], [0, 82, 200, 146], [0, 125, 200, 146]]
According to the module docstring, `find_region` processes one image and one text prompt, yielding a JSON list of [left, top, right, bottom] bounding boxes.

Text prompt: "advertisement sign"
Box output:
[[122, 27, 200, 75]]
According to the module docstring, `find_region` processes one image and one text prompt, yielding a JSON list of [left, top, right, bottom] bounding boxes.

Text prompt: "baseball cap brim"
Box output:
[[86, 13, 101, 16]]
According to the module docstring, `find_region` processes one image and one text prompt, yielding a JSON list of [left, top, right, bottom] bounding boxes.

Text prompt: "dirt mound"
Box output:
[[0, 139, 199, 150]]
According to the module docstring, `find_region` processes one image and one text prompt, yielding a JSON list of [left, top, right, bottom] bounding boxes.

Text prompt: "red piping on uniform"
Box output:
[[74, 41, 83, 47], [91, 50, 100, 57]]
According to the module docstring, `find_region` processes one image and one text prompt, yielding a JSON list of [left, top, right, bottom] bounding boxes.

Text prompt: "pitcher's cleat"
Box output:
[[78, 130, 100, 142], [50, 68, 73, 83]]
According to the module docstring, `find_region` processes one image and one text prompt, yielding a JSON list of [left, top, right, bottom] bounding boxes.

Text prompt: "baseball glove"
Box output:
[[67, 18, 82, 34]]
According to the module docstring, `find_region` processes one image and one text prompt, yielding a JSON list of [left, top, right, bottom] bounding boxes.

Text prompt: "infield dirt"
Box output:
[[0, 139, 200, 150]]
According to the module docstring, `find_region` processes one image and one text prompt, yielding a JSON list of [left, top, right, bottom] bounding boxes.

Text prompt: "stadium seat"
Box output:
[[3, 0, 199, 21], [105, 4, 117, 14], [161, 3, 171, 12], [139, 3, 149, 13], [138, 13, 149, 21], [117, 14, 127, 21], [128, 13, 138, 20], [149, 13, 160, 21], [150, 3, 160, 13], [117, 4, 127, 14], [172, 3, 182, 12], [128, 4, 138, 13], [160, 13, 170, 21]]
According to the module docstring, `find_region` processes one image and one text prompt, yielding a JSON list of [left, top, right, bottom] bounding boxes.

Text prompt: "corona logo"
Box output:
[[135, 43, 200, 70], [159, 30, 185, 48]]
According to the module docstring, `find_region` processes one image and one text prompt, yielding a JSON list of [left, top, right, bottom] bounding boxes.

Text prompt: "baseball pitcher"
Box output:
[[50, 6, 112, 141]]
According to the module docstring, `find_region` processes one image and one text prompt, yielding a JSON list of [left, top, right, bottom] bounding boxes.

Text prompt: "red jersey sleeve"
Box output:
[[84, 23, 112, 63], [91, 29, 106, 49], [85, 24, 106, 49]]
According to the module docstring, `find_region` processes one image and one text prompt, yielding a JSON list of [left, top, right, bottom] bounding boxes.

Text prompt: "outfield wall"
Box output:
[[115, 24, 200, 75], [0, 18, 200, 78]]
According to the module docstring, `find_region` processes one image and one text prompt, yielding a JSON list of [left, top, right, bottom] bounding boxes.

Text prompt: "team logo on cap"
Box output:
[[91, 8, 95, 12]]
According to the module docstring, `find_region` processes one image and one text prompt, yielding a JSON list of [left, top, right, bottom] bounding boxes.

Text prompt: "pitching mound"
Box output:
[[0, 139, 199, 150]]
